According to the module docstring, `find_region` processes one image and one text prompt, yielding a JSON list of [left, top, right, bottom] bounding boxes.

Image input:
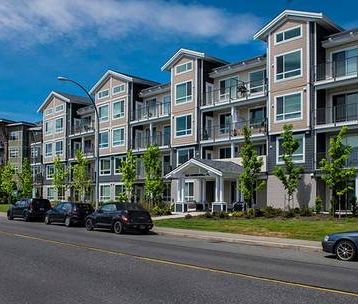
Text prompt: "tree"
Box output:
[[320, 126, 357, 218], [18, 158, 33, 198], [120, 149, 136, 202], [143, 145, 163, 206], [0, 162, 16, 204], [273, 124, 304, 209], [71, 150, 91, 202], [238, 124, 265, 210], [53, 156, 68, 200]]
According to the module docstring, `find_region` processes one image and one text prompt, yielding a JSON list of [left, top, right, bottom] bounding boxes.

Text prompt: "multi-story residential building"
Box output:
[[29, 122, 43, 198], [0, 119, 14, 165], [37, 10, 358, 212]]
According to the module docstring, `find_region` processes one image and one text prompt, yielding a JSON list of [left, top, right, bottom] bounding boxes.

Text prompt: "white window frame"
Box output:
[[177, 148, 195, 166], [114, 183, 125, 200], [274, 25, 302, 45], [175, 61, 193, 75], [112, 127, 125, 147], [276, 134, 305, 164], [175, 80, 192, 104], [184, 181, 194, 202], [219, 76, 239, 101], [175, 114, 192, 137], [112, 84, 125, 95], [274, 91, 303, 122], [98, 104, 109, 122], [112, 99, 125, 119], [114, 155, 126, 175], [45, 108, 53, 116], [248, 69, 266, 94], [55, 141, 63, 155], [9, 148, 19, 158], [47, 187, 55, 200], [55, 117, 64, 133], [99, 158, 111, 176], [99, 131, 109, 149], [55, 104, 64, 112], [98, 89, 109, 100], [99, 184, 111, 202], [275, 49, 302, 82], [9, 131, 20, 141], [44, 120, 53, 135], [45, 143, 53, 157], [46, 165, 55, 180]]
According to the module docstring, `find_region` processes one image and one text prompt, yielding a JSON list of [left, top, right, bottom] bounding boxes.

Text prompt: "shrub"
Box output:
[[184, 213, 192, 220], [231, 211, 244, 218], [262, 206, 282, 218], [352, 199, 358, 217], [203, 211, 213, 218], [283, 208, 296, 218], [246, 208, 255, 219], [151, 204, 172, 216], [299, 206, 313, 217], [212, 211, 229, 219], [315, 196, 322, 214]]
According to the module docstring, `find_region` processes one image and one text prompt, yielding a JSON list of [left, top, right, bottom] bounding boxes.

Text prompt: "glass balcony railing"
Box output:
[[71, 121, 95, 135], [132, 132, 170, 150], [316, 103, 358, 125], [316, 149, 358, 169], [314, 56, 358, 82], [131, 101, 171, 121]]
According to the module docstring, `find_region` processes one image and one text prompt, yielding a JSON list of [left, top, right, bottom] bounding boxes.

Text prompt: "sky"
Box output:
[[1, 0, 357, 122]]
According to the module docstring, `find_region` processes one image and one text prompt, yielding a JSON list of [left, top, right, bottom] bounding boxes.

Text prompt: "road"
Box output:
[[0, 218, 357, 304]]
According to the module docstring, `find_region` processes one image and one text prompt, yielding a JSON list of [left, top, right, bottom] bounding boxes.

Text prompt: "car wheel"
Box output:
[[113, 221, 123, 234], [85, 219, 94, 231], [23, 211, 30, 222], [44, 215, 51, 225], [7, 211, 13, 220], [65, 216, 72, 227], [335, 240, 357, 261]]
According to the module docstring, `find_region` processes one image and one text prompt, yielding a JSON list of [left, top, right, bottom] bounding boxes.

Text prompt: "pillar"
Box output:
[[149, 122, 153, 144], [231, 142, 235, 158], [202, 179, 206, 204], [181, 178, 185, 202], [219, 177, 224, 202], [355, 176, 358, 201], [215, 176, 220, 202], [236, 182, 240, 203]]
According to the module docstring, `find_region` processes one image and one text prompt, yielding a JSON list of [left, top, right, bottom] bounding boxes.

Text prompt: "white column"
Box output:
[[219, 177, 224, 202], [181, 178, 185, 202], [215, 176, 220, 202], [231, 142, 235, 158], [236, 182, 240, 203], [177, 178, 182, 202], [355, 176, 358, 200], [149, 122, 153, 144], [231, 106, 235, 120], [202, 179, 206, 204]]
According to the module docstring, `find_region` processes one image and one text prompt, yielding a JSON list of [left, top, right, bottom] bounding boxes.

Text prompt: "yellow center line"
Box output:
[[1, 229, 357, 298]]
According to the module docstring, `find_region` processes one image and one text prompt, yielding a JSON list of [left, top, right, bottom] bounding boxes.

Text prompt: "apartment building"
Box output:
[[37, 10, 358, 212], [29, 122, 43, 198], [0, 119, 14, 165]]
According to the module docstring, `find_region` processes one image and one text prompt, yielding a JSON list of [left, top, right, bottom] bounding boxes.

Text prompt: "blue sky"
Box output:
[[1, 0, 357, 122]]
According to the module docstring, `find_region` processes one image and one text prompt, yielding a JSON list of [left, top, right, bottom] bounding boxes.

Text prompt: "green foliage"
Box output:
[[71, 150, 91, 202], [150, 204, 172, 216], [283, 208, 296, 218], [315, 196, 322, 214], [273, 124, 304, 209], [352, 199, 358, 217], [116, 192, 127, 203], [120, 149, 136, 202], [184, 213, 192, 220], [262, 206, 283, 218], [238, 125, 265, 209], [231, 211, 244, 218], [246, 208, 255, 219], [53, 156, 68, 199], [143, 145, 163, 205], [299, 206, 313, 217], [18, 158, 32, 198], [0, 162, 16, 204]]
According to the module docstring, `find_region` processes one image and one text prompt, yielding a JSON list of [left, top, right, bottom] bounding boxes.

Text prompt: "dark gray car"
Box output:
[[322, 231, 358, 261]]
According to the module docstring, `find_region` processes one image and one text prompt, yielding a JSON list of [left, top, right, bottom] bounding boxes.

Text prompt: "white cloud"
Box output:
[[0, 0, 262, 46]]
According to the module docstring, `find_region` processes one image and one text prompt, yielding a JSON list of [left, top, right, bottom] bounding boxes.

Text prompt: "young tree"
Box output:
[[143, 145, 163, 206], [320, 126, 357, 218], [53, 156, 68, 200], [120, 149, 136, 202], [18, 158, 33, 198], [71, 150, 91, 202], [273, 124, 304, 209], [0, 162, 16, 204], [238, 124, 265, 210]]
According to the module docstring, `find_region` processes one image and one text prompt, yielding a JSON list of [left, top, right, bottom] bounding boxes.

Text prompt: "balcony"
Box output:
[[70, 120, 95, 136], [132, 132, 170, 150], [200, 120, 266, 143], [131, 101, 171, 122], [316, 103, 358, 127], [201, 79, 267, 108], [30, 155, 42, 164], [33, 173, 44, 184], [70, 145, 95, 158], [316, 149, 358, 169]]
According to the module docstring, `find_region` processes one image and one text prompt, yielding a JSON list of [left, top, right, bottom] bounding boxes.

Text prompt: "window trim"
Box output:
[[99, 130, 109, 149], [112, 127, 125, 147], [112, 84, 125, 95], [113, 183, 125, 200], [45, 108, 53, 116], [46, 165, 55, 180], [175, 114, 192, 138], [55, 117, 64, 133], [184, 180, 195, 202], [176, 147, 195, 166], [45, 143, 53, 157], [274, 49, 302, 82], [274, 91, 303, 123], [99, 183, 111, 201], [276, 133, 305, 164], [114, 155, 126, 175], [112, 99, 125, 119], [55, 140, 63, 155], [248, 69, 266, 94], [98, 104, 109, 122], [97, 89, 109, 100], [219, 146, 232, 159], [99, 158, 111, 176], [274, 25, 302, 45], [175, 80, 193, 105], [55, 104, 64, 112], [9, 148, 20, 158], [44, 120, 53, 135], [175, 61, 193, 75], [218, 76, 239, 101]]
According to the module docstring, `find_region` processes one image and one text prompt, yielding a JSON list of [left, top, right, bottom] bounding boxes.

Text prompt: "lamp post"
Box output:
[[57, 76, 100, 209]]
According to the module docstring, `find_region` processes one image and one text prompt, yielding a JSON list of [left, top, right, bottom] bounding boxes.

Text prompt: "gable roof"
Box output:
[[254, 10, 343, 41], [161, 48, 228, 71], [89, 70, 159, 95], [37, 91, 90, 113]]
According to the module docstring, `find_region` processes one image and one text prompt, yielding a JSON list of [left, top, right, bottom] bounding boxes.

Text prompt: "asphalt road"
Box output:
[[0, 218, 357, 304]]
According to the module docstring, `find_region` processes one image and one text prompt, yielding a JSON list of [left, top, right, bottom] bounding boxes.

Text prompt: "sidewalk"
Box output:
[[152, 226, 322, 252]]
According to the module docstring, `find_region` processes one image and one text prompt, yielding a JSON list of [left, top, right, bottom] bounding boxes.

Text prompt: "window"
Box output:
[[45, 121, 53, 135], [114, 184, 124, 200], [113, 84, 125, 95], [112, 128, 125, 146], [99, 131, 109, 148], [99, 185, 111, 201], [9, 148, 19, 158], [99, 105, 109, 121], [219, 147, 231, 159], [219, 114, 232, 134], [276, 50, 301, 80], [219, 77, 238, 101], [249, 70, 266, 94], [55, 141, 63, 155], [276, 93, 302, 121], [175, 81, 192, 104], [47, 187, 55, 200], [254, 144, 266, 156], [249, 107, 266, 127], [114, 156, 126, 174], [31, 147, 40, 158], [55, 118, 64, 132], [332, 92, 358, 122], [175, 61, 192, 74], [277, 134, 304, 163], [45, 143, 53, 157], [98, 89, 109, 99], [163, 184, 171, 202], [275, 26, 301, 44], [184, 181, 194, 202], [177, 148, 194, 165], [162, 95, 171, 115], [332, 48, 358, 77], [45, 108, 53, 116], [113, 100, 125, 119], [46, 165, 55, 179], [100, 158, 111, 175], [55, 104, 64, 112], [9, 131, 19, 141], [176, 115, 192, 136]]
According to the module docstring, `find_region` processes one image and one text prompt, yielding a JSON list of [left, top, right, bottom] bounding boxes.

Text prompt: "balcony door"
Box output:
[[333, 92, 358, 122], [332, 48, 358, 77]]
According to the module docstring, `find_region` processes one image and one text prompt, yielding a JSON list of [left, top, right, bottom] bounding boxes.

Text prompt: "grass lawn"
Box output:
[[0, 204, 9, 213], [154, 217, 358, 241]]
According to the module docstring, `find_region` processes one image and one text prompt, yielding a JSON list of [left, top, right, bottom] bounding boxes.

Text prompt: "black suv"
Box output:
[[45, 202, 94, 227], [7, 198, 51, 221], [85, 203, 153, 234]]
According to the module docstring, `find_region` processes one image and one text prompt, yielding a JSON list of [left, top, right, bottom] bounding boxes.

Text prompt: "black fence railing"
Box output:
[[131, 101, 171, 121], [316, 103, 358, 125], [314, 56, 358, 82]]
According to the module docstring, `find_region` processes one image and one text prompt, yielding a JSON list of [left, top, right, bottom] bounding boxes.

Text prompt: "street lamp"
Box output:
[[57, 76, 100, 209]]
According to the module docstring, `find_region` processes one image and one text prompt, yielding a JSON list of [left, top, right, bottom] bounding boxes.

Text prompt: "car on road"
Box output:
[[85, 203, 153, 234], [45, 202, 94, 227], [322, 231, 358, 261], [7, 198, 52, 222]]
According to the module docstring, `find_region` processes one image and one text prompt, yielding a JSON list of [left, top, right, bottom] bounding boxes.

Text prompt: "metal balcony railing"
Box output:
[[71, 121, 95, 135], [131, 101, 171, 121], [132, 132, 170, 150], [200, 120, 266, 142], [316, 103, 358, 125], [30, 156, 42, 164], [314, 56, 358, 82], [316, 149, 358, 169], [202, 79, 267, 107], [70, 145, 95, 158]]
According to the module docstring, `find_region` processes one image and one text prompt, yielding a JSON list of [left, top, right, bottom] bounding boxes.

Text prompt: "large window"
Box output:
[[114, 155, 126, 174], [177, 148, 194, 165], [99, 185, 111, 201], [332, 48, 358, 77], [219, 77, 238, 101], [47, 187, 55, 200], [219, 147, 231, 159], [55, 141, 63, 155], [99, 105, 109, 121], [99, 131, 109, 148], [163, 184, 171, 202], [113, 84, 125, 95], [276, 50, 301, 80], [175, 61, 192, 74], [176, 115, 192, 136], [113, 100, 125, 119], [175, 81, 192, 104], [112, 128, 125, 146], [9, 131, 19, 141], [46, 165, 55, 179], [332, 92, 358, 122], [249, 107, 266, 127], [275, 26, 301, 44], [249, 70, 266, 94], [100, 158, 111, 175], [55, 118, 63, 132], [277, 134, 304, 163], [45, 121, 53, 135], [9, 148, 19, 158], [219, 113, 232, 134], [276, 93, 301, 121], [98, 89, 109, 99], [114, 184, 124, 200], [184, 181, 194, 202], [162, 95, 171, 115], [45, 143, 53, 157]]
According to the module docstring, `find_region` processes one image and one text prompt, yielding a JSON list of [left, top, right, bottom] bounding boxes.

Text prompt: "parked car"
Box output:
[[322, 231, 358, 261], [85, 203, 153, 234], [45, 202, 94, 227], [7, 198, 51, 221]]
